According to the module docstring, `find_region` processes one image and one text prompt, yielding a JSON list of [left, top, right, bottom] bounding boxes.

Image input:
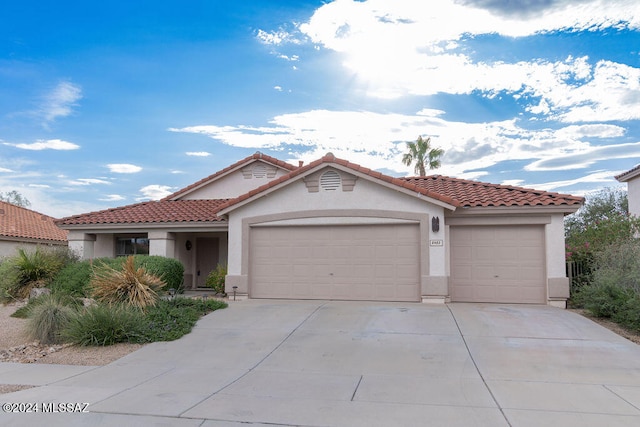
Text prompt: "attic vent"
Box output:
[[320, 170, 341, 191], [253, 164, 267, 178]]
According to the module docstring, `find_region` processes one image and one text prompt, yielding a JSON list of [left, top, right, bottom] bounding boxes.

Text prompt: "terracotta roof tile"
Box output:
[[57, 199, 229, 226], [615, 164, 640, 182], [218, 153, 460, 212], [163, 152, 298, 200], [402, 175, 584, 207], [0, 201, 67, 242]]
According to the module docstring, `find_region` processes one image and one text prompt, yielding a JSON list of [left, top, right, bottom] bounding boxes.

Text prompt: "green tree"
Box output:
[[402, 136, 444, 176], [564, 188, 639, 260], [0, 190, 31, 208]]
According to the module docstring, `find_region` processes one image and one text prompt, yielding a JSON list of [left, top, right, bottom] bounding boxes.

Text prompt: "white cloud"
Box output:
[[274, 86, 283, 91], [6, 139, 80, 150], [531, 170, 621, 192], [286, 1, 640, 120], [68, 178, 111, 186], [256, 28, 302, 45], [40, 81, 82, 124], [138, 185, 173, 200], [107, 163, 143, 173], [0, 167, 13, 173], [185, 152, 211, 157], [28, 184, 50, 189], [99, 194, 126, 202]]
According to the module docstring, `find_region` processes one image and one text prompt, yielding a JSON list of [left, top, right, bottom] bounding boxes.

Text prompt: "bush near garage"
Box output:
[[574, 239, 640, 331]]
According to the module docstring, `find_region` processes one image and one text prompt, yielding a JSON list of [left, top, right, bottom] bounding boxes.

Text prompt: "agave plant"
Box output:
[[91, 256, 165, 309]]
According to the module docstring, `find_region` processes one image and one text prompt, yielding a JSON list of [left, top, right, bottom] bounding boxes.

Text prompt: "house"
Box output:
[[57, 152, 583, 307], [615, 165, 640, 217], [0, 201, 68, 258]]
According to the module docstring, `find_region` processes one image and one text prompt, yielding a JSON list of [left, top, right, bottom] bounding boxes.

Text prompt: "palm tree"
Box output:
[[402, 136, 444, 176]]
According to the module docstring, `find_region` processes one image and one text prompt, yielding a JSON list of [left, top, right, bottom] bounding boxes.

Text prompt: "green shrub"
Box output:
[[26, 295, 76, 344], [576, 284, 635, 318], [205, 264, 227, 294], [62, 303, 147, 346], [50, 260, 94, 297], [612, 295, 640, 332], [140, 297, 227, 342], [0, 247, 78, 302], [12, 293, 79, 318], [91, 256, 165, 309], [134, 256, 184, 292]]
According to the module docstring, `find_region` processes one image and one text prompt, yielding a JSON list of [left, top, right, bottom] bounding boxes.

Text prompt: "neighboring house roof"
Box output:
[[163, 152, 298, 201], [218, 153, 583, 213], [403, 175, 584, 208], [57, 199, 229, 226], [0, 201, 68, 242], [615, 165, 640, 182]]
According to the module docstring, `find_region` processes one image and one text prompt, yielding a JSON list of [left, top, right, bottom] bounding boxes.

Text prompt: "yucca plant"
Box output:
[[91, 256, 165, 309], [26, 294, 75, 344], [3, 247, 68, 300]]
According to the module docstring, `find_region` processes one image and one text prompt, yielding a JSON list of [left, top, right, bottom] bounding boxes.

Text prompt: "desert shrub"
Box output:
[[140, 297, 227, 342], [0, 247, 78, 301], [612, 295, 640, 331], [205, 263, 227, 294], [135, 256, 184, 291], [11, 293, 79, 318], [575, 284, 635, 318], [26, 295, 76, 344], [50, 259, 94, 297], [591, 240, 640, 293], [62, 303, 147, 346], [91, 256, 165, 309]]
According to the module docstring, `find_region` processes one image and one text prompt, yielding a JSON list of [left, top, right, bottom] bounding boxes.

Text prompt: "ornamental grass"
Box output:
[[91, 256, 165, 309]]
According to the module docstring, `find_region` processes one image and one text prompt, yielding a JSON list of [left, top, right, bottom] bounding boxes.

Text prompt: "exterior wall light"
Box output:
[[432, 216, 440, 233]]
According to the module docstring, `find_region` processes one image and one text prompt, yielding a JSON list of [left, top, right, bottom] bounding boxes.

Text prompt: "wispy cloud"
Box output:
[[185, 152, 211, 157], [68, 178, 111, 186], [138, 184, 173, 200], [107, 163, 142, 173], [5, 139, 80, 150], [99, 194, 126, 202], [40, 81, 82, 125]]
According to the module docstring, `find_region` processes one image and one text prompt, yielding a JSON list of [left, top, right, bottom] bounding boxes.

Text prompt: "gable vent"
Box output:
[[253, 164, 267, 178], [320, 170, 341, 191]]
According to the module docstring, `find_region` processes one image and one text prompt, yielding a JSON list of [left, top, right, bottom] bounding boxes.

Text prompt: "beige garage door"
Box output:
[[250, 224, 420, 302], [450, 225, 546, 303]]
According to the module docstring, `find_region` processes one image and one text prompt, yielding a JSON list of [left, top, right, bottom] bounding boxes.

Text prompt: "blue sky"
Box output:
[[1, 0, 640, 218]]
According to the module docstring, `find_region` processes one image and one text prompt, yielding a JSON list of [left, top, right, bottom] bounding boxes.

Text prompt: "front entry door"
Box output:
[[196, 238, 219, 287]]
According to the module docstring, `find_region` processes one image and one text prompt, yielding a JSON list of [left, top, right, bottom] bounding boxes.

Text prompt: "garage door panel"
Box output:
[[250, 224, 420, 302], [451, 225, 546, 304]]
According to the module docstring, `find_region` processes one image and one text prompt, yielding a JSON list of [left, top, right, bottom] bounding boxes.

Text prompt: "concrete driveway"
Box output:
[[2, 300, 640, 426]]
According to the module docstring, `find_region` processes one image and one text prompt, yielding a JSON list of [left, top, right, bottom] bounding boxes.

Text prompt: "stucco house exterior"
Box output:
[[57, 152, 583, 307], [615, 165, 640, 217], [0, 201, 68, 258]]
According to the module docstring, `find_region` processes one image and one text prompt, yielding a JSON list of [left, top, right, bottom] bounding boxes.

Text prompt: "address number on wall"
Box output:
[[429, 239, 444, 246]]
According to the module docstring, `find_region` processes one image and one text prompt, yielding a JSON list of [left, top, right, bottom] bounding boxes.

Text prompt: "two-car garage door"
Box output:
[[250, 224, 420, 302], [450, 225, 546, 304]]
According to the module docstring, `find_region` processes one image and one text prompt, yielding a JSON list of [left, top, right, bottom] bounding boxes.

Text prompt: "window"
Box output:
[[116, 236, 149, 257]]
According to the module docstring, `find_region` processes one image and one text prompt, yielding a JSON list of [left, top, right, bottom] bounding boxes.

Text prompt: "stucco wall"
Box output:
[[225, 174, 447, 290], [0, 240, 66, 259], [181, 163, 291, 200], [628, 178, 640, 218]]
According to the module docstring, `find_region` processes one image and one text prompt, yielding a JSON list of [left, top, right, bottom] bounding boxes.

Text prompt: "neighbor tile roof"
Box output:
[[163, 152, 298, 201], [56, 199, 229, 226], [615, 164, 640, 182], [0, 201, 68, 242], [403, 175, 584, 207]]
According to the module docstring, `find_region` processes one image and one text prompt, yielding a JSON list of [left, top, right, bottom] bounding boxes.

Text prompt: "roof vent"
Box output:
[[253, 164, 267, 178], [320, 170, 341, 191]]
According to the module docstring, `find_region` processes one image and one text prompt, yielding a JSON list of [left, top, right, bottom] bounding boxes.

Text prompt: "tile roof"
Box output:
[[615, 164, 640, 182], [218, 153, 460, 212], [0, 201, 68, 242], [163, 152, 298, 201], [56, 199, 229, 226], [402, 175, 584, 207]]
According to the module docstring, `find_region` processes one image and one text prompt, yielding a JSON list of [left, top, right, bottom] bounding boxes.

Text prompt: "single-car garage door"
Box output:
[[450, 225, 546, 303], [250, 224, 420, 302]]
